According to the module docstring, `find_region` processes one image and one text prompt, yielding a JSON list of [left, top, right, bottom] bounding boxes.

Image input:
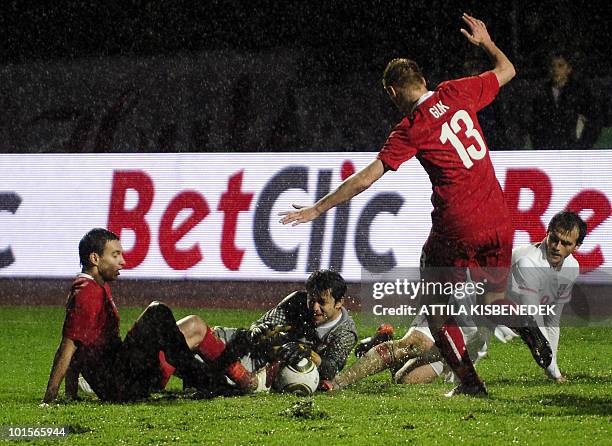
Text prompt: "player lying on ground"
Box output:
[[506, 211, 585, 382], [154, 269, 358, 394], [329, 211, 585, 389], [280, 13, 551, 397], [331, 282, 496, 389], [42, 228, 219, 404]]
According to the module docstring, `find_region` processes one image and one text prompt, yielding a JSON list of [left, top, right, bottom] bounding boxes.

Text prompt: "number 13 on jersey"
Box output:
[[439, 109, 487, 169]]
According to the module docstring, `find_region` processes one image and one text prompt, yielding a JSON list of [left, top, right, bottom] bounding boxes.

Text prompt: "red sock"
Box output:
[[158, 351, 177, 389], [226, 361, 257, 389], [433, 320, 481, 386], [439, 321, 466, 361], [197, 326, 227, 360], [197, 327, 256, 390]]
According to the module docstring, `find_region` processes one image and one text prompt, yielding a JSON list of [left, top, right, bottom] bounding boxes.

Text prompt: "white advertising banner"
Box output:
[[0, 151, 610, 281]]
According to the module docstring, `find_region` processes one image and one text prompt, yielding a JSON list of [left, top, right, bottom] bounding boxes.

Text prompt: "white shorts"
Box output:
[[407, 314, 435, 342]]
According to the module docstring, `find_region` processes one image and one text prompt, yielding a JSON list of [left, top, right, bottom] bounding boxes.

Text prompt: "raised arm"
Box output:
[[279, 159, 385, 226], [42, 337, 78, 403], [460, 13, 516, 87]]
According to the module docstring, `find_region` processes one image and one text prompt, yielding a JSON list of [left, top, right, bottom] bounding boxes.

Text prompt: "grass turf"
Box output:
[[1, 306, 610, 445]]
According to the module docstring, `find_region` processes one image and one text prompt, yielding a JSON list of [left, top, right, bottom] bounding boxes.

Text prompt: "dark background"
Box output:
[[2, 1, 610, 80]]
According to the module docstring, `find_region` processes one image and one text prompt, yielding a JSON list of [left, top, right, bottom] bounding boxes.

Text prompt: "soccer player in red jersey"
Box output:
[[42, 228, 225, 403], [280, 14, 551, 396]]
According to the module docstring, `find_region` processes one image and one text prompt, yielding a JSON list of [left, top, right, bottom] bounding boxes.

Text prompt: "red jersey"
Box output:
[[63, 273, 122, 399], [377, 71, 509, 239]]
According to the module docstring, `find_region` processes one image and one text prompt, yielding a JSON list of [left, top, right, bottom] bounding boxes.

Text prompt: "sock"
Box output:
[[158, 351, 177, 389], [197, 326, 227, 360], [333, 343, 392, 389], [225, 361, 256, 389], [432, 320, 481, 386], [197, 327, 256, 390]]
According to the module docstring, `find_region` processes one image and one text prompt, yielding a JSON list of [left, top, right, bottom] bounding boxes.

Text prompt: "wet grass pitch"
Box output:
[[1, 306, 610, 445]]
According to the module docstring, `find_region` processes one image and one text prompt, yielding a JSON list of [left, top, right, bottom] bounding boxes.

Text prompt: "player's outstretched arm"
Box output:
[[279, 159, 385, 226], [42, 337, 77, 404], [460, 13, 515, 87], [64, 359, 80, 400]]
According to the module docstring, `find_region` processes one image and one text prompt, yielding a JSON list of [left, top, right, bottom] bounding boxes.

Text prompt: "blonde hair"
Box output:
[[382, 58, 425, 89]]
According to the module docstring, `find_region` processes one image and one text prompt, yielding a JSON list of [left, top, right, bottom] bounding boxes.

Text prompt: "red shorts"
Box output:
[[420, 224, 512, 293]]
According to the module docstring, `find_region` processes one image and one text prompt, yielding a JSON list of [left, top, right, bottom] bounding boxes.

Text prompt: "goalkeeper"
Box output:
[[151, 269, 358, 395]]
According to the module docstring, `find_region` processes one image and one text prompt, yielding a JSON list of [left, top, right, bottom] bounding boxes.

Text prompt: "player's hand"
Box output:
[[275, 342, 312, 366], [42, 389, 58, 405], [460, 13, 493, 48], [278, 204, 321, 226], [249, 325, 293, 345], [248, 324, 270, 345]]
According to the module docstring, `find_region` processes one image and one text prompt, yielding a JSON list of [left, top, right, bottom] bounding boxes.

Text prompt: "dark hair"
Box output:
[[547, 211, 587, 244], [305, 269, 347, 302], [79, 228, 120, 268], [382, 58, 425, 89], [550, 51, 572, 65]]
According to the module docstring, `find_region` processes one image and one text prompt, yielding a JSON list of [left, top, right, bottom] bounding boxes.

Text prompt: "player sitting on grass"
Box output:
[[329, 211, 585, 389], [42, 228, 218, 404], [331, 281, 495, 389]]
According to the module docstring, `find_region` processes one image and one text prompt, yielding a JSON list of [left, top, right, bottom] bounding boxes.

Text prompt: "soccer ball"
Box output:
[[272, 358, 320, 396]]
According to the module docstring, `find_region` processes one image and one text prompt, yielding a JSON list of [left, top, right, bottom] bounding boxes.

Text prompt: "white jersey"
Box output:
[[507, 241, 579, 379], [508, 242, 578, 306], [404, 242, 579, 380]]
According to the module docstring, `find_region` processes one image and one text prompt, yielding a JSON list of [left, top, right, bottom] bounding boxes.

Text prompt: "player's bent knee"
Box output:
[[144, 301, 173, 319], [187, 315, 208, 339], [176, 314, 207, 347], [413, 332, 435, 352], [396, 333, 434, 357]]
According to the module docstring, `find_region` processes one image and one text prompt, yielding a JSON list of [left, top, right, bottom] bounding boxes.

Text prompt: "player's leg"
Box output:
[[427, 314, 487, 396], [117, 301, 218, 400], [156, 314, 208, 388], [331, 327, 433, 390], [420, 236, 486, 396], [194, 326, 260, 392], [158, 315, 259, 392], [470, 225, 551, 369], [394, 358, 442, 384]]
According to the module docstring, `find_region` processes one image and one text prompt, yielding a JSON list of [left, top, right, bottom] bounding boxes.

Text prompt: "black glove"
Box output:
[[249, 324, 293, 349], [276, 341, 312, 367], [247, 324, 270, 344]]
